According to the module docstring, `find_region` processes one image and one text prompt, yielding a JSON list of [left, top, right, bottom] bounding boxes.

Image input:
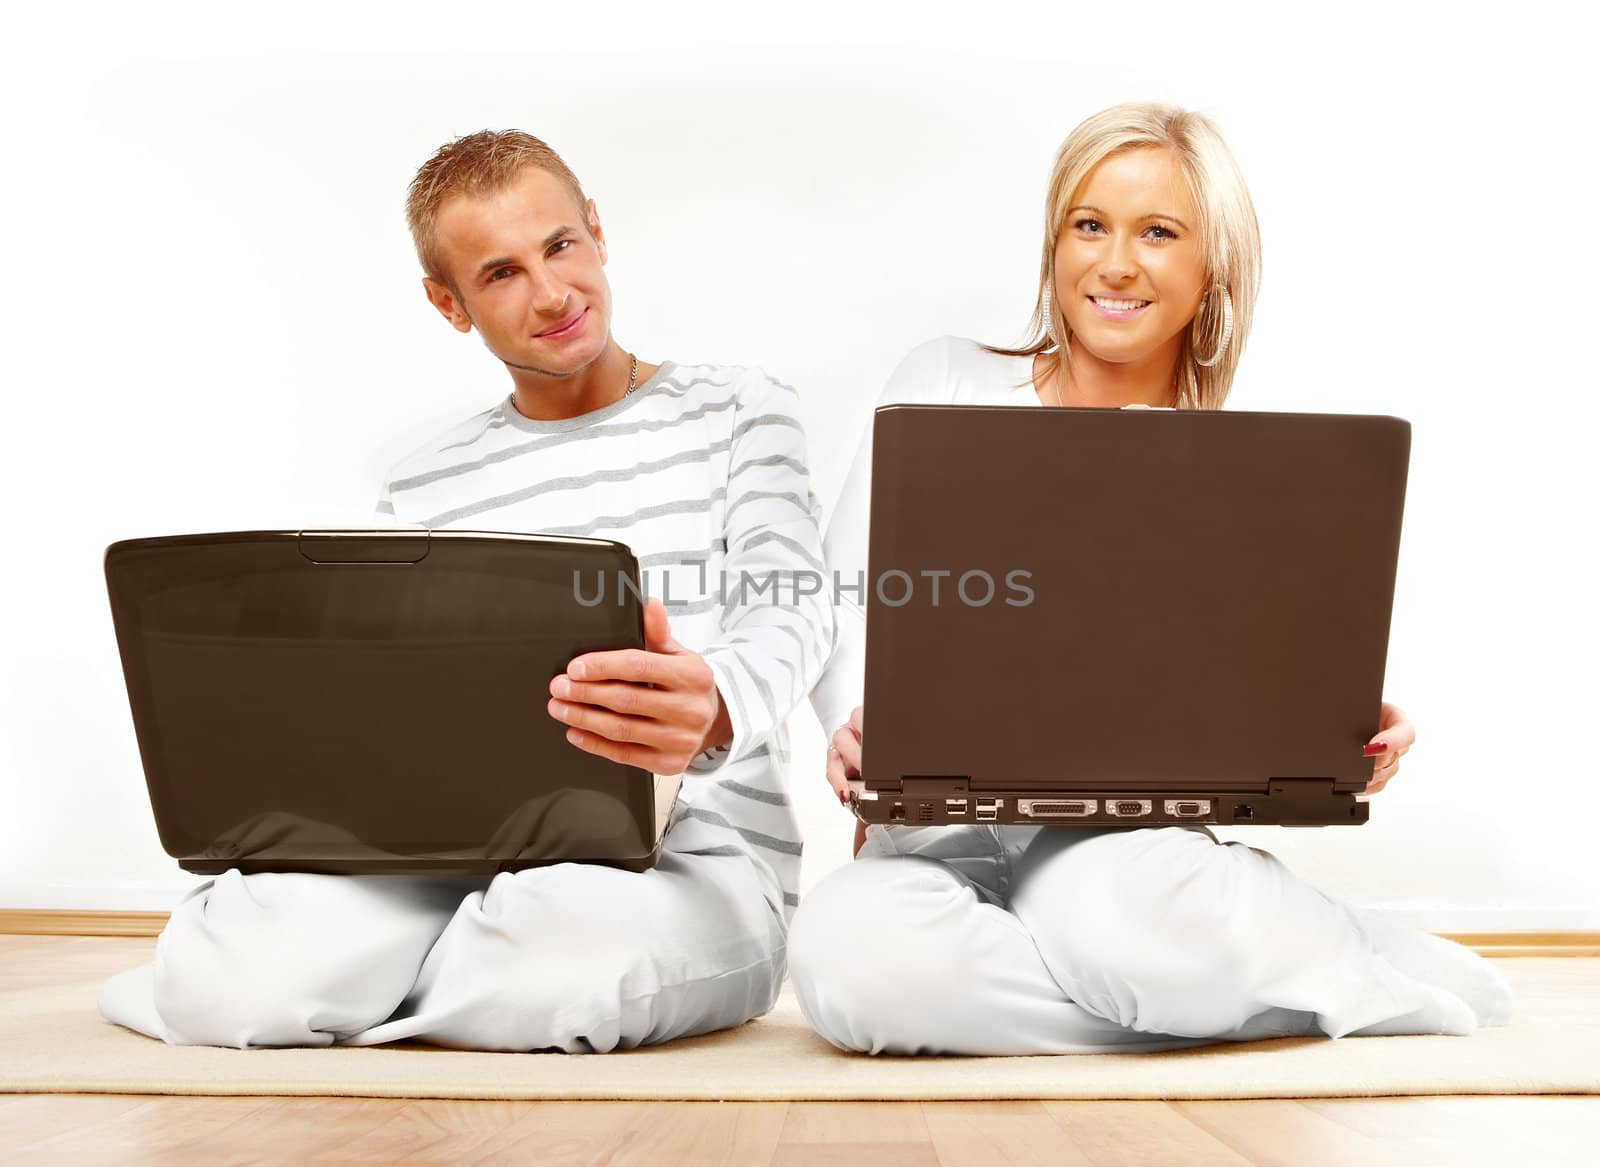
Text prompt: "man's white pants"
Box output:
[[788, 824, 1514, 1055], [98, 838, 785, 1051]]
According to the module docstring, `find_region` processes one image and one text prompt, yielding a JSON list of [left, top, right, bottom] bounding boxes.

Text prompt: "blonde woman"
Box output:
[[789, 103, 1513, 1055]]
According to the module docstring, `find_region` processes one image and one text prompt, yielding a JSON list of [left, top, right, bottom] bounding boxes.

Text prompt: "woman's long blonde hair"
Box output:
[[990, 103, 1262, 410]]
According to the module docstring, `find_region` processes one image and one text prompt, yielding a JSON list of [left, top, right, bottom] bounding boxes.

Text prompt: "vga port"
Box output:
[[1163, 799, 1212, 818]]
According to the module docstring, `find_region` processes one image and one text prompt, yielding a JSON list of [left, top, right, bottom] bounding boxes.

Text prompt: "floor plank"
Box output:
[[771, 1142, 937, 1167], [4, 1094, 1600, 1166], [778, 1100, 930, 1143], [1303, 1096, 1600, 1165], [1174, 1099, 1399, 1167], [1044, 1100, 1253, 1166], [921, 1100, 1094, 1166]]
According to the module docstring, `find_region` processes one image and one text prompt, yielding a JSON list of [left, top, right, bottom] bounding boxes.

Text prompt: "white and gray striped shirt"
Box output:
[[376, 362, 834, 920]]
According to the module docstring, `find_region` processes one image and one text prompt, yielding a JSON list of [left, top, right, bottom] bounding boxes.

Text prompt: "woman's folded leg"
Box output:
[[1008, 826, 1511, 1041], [787, 832, 1213, 1055]]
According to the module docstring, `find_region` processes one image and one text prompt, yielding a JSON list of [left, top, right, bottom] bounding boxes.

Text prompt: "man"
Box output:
[[98, 130, 833, 1051]]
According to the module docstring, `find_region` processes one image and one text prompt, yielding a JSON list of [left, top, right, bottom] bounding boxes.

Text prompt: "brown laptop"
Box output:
[[105, 529, 679, 874], [849, 404, 1409, 829]]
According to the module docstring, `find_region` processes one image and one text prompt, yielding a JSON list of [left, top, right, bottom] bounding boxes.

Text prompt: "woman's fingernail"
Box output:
[[838, 789, 849, 805], [550, 676, 571, 698], [1363, 742, 1388, 757]]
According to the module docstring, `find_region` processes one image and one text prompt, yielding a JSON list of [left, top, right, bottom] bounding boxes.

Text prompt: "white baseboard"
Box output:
[[0, 881, 204, 913], [1355, 903, 1600, 932]]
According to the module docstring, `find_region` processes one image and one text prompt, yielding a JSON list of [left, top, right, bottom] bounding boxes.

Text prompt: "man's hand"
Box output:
[[1363, 700, 1414, 795], [548, 597, 733, 774]]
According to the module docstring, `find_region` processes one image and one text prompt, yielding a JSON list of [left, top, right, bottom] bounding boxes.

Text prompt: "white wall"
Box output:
[[2, 1, 1595, 930]]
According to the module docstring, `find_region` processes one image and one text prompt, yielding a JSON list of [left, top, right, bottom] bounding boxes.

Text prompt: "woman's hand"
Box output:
[[1363, 701, 1414, 795], [826, 706, 870, 857], [825, 705, 864, 805]]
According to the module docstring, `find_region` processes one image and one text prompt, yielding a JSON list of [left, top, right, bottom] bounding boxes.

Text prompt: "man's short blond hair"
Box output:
[[406, 130, 589, 284]]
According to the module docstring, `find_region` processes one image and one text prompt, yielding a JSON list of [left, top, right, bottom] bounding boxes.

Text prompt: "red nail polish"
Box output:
[[1363, 742, 1388, 757], [838, 789, 849, 806]]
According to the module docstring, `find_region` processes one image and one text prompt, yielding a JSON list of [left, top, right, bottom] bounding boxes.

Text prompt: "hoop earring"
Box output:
[[1192, 285, 1234, 368], [1041, 284, 1060, 347]]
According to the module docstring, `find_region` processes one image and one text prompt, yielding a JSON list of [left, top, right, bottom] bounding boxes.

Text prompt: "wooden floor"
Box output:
[[2, 936, 1597, 1166]]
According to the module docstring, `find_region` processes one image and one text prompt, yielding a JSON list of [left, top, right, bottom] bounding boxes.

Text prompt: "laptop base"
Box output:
[[178, 846, 671, 878], [175, 777, 684, 878], [849, 780, 1367, 828]]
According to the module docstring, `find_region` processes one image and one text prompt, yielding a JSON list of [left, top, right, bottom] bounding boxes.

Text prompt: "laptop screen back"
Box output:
[[861, 406, 1409, 797]]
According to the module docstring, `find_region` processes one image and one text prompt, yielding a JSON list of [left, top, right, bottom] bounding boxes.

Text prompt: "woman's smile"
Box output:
[[1088, 295, 1153, 320]]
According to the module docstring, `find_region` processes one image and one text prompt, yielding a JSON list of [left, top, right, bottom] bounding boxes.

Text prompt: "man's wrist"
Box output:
[[698, 686, 734, 755]]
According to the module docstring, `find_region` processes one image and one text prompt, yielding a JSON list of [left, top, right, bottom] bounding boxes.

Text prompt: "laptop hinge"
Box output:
[[1266, 777, 1342, 801], [1268, 776, 1338, 787], [898, 776, 971, 796]]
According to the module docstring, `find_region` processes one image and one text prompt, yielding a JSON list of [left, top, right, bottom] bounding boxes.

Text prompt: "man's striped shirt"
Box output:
[[376, 362, 834, 920]]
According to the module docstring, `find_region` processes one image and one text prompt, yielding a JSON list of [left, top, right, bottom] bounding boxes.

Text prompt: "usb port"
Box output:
[[975, 798, 1001, 822], [945, 798, 968, 816]]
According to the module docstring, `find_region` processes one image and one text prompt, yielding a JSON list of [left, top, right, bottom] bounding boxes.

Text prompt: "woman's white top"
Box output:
[[809, 335, 1042, 738]]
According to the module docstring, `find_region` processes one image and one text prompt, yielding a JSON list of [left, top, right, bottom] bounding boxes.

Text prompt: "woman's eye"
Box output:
[[1074, 218, 1104, 234], [1145, 225, 1177, 241]]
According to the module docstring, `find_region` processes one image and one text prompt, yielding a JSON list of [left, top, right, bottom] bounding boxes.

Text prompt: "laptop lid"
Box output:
[[857, 405, 1409, 827], [105, 529, 675, 874]]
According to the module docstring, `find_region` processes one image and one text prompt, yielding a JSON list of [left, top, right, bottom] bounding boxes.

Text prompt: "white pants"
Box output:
[[787, 824, 1514, 1055], [99, 837, 785, 1051]]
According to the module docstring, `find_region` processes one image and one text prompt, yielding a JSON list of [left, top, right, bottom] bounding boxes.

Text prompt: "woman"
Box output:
[[789, 102, 1513, 1056]]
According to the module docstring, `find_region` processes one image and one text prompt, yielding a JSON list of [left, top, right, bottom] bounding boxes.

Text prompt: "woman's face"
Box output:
[[1053, 147, 1208, 368]]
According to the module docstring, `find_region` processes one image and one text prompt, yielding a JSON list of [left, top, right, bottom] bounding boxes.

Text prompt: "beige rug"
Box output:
[[1, 962, 1594, 1101]]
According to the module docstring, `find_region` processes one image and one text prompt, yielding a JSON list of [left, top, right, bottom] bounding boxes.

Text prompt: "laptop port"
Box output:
[[945, 798, 968, 816], [1105, 799, 1152, 818], [917, 803, 935, 822], [975, 798, 1001, 822], [1018, 799, 1097, 818], [1163, 799, 1212, 818], [890, 803, 906, 821], [1233, 804, 1254, 822]]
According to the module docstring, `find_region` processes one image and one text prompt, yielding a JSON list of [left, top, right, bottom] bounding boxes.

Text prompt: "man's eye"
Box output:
[[489, 268, 514, 281], [549, 240, 572, 256]]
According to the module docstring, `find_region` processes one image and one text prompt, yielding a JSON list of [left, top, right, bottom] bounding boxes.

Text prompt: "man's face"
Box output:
[[424, 166, 611, 378]]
